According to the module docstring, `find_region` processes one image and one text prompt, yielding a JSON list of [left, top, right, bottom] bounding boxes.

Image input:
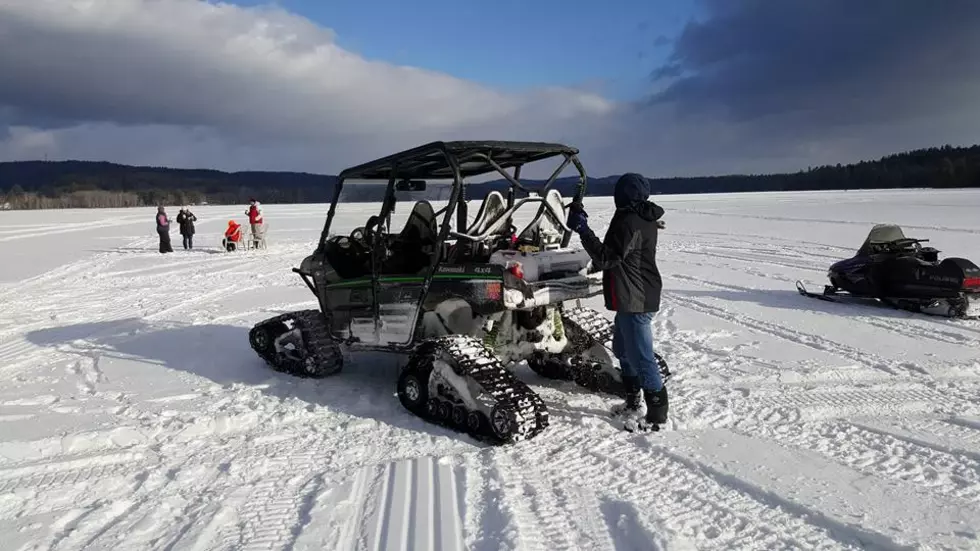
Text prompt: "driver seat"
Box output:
[[385, 200, 439, 273]]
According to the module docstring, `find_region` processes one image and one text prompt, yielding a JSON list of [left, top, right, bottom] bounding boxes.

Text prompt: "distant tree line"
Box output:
[[1, 144, 978, 210]]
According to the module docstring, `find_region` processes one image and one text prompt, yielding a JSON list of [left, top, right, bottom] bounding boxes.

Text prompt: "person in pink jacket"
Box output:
[[155, 206, 173, 253]]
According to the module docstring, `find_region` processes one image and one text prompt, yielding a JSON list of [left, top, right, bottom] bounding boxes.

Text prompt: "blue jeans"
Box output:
[[612, 312, 663, 391]]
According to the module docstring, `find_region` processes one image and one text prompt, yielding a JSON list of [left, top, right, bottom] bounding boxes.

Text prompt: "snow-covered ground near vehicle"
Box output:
[[1, 189, 979, 550]]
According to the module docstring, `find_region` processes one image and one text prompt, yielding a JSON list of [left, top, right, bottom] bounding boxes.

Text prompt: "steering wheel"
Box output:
[[350, 216, 383, 247]]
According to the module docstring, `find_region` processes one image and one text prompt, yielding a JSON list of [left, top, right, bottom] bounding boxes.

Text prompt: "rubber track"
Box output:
[[249, 309, 343, 377], [533, 306, 671, 394], [405, 335, 549, 445]]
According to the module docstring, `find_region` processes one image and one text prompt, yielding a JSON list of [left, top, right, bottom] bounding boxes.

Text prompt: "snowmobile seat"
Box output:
[[384, 200, 439, 274]]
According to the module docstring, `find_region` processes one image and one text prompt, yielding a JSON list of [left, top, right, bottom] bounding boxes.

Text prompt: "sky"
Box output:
[[1, 0, 979, 179]]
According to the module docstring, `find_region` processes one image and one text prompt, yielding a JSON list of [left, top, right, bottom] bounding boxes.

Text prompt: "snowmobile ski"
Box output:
[[796, 280, 980, 320]]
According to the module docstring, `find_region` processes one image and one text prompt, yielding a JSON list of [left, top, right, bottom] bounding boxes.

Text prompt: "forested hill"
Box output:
[[1, 144, 978, 209]]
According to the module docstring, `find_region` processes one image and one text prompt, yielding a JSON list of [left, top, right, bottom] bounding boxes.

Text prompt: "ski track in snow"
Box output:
[[1, 191, 980, 550]]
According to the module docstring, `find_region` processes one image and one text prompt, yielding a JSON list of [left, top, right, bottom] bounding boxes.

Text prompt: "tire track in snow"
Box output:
[[663, 290, 926, 378], [674, 247, 827, 274], [238, 454, 323, 551], [680, 208, 980, 236], [669, 273, 980, 349], [487, 450, 615, 551], [689, 230, 856, 256], [553, 438, 859, 550], [758, 419, 980, 502], [0, 450, 149, 494], [476, 453, 560, 551], [746, 384, 948, 423]]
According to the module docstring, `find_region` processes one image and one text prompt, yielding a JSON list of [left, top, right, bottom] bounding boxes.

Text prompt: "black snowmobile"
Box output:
[[797, 224, 980, 319]]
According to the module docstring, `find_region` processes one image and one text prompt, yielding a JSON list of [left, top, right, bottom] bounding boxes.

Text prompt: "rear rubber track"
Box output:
[[530, 306, 671, 396], [248, 309, 344, 377], [398, 335, 549, 445]]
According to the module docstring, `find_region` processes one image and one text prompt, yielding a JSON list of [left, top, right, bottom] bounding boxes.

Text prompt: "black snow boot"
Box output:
[[611, 375, 644, 418], [624, 387, 668, 433]]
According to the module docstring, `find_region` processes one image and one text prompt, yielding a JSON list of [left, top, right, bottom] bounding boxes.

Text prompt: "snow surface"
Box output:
[[1, 189, 980, 550]]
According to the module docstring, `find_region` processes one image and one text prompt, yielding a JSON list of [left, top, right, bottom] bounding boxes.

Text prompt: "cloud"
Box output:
[[629, 0, 980, 173], [0, 0, 612, 174], [1, 0, 979, 179]]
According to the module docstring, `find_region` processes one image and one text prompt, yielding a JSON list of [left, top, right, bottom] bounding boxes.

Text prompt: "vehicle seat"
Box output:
[[385, 200, 439, 273], [449, 191, 514, 263], [467, 191, 509, 237], [516, 189, 566, 248]]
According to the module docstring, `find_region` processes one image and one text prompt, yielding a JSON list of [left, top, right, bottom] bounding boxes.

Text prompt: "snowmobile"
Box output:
[[796, 223, 980, 319], [247, 141, 671, 445]]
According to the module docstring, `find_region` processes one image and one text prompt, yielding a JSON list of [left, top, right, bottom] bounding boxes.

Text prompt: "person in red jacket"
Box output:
[[223, 220, 242, 251], [246, 198, 265, 248]]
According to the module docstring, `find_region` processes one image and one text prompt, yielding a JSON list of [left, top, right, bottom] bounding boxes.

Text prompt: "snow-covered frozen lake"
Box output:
[[1, 188, 979, 550]]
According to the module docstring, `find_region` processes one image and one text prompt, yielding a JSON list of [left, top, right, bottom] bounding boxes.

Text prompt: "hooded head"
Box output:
[[228, 220, 238, 227], [613, 173, 650, 209], [613, 172, 664, 222]]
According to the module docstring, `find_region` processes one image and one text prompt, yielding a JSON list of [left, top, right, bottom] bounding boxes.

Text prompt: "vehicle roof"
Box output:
[[337, 140, 579, 181]]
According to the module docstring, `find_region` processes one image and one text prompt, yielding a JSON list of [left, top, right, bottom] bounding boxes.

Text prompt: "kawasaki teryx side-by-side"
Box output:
[[248, 141, 670, 444], [797, 223, 980, 319]]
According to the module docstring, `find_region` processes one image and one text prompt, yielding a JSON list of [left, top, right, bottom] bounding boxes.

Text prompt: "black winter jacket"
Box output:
[[176, 211, 197, 235], [579, 173, 665, 313]]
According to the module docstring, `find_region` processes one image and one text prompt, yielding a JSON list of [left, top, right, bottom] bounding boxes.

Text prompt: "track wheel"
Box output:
[[397, 369, 429, 413], [249, 321, 285, 356], [489, 405, 516, 440], [527, 353, 571, 380], [596, 371, 616, 393], [437, 401, 452, 421], [451, 405, 467, 427], [466, 411, 485, 433], [574, 365, 596, 389]]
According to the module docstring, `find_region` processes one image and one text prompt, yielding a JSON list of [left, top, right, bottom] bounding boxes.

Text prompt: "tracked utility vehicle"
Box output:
[[248, 141, 670, 444]]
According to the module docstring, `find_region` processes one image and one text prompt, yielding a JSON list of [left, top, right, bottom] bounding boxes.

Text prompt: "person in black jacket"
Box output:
[[176, 207, 197, 250], [566, 173, 668, 432]]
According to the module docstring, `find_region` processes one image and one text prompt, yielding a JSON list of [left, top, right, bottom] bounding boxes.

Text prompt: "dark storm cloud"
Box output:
[[651, 0, 980, 130]]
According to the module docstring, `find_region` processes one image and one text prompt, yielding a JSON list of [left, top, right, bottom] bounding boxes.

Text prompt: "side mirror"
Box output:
[[395, 179, 426, 192]]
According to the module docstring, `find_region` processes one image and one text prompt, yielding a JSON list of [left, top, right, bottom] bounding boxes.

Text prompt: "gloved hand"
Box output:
[[566, 202, 589, 233], [657, 220, 666, 229]]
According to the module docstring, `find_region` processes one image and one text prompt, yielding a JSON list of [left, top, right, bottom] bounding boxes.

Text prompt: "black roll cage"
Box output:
[[310, 141, 588, 347]]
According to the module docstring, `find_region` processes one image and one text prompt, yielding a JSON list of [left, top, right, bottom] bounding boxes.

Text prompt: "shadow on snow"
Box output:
[[25, 317, 617, 446], [673, 286, 975, 327]]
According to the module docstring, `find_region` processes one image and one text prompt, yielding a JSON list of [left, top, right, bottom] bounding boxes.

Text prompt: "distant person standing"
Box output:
[[176, 206, 197, 250], [246, 198, 265, 249], [156, 206, 173, 253]]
